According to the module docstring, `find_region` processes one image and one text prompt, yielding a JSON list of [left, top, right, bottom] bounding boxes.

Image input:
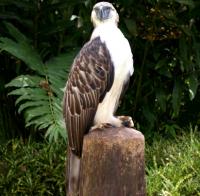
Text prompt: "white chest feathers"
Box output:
[[91, 23, 134, 126], [91, 23, 134, 77]]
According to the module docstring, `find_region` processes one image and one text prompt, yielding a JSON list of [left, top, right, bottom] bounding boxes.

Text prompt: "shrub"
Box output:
[[0, 139, 66, 195], [0, 0, 200, 140], [1, 129, 200, 195]]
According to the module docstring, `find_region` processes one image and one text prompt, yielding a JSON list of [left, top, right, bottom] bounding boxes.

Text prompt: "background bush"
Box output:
[[0, 0, 200, 139], [0, 129, 199, 195], [0, 139, 66, 195], [0, 1, 200, 195]]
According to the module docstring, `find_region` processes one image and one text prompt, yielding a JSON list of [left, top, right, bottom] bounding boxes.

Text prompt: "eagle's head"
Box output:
[[91, 2, 119, 27]]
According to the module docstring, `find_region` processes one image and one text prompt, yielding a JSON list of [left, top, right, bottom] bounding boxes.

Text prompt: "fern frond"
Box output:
[[25, 114, 52, 129], [2, 23, 76, 142], [5, 75, 42, 88], [18, 100, 47, 113], [0, 23, 45, 74]]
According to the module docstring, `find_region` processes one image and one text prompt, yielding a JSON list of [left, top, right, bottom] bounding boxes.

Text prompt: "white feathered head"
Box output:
[[91, 2, 119, 27]]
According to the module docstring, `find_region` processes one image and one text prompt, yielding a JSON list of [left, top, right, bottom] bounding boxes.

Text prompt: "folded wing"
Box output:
[[63, 36, 114, 157]]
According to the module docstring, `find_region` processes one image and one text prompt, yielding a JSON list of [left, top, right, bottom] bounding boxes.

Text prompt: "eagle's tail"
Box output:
[[66, 150, 81, 196]]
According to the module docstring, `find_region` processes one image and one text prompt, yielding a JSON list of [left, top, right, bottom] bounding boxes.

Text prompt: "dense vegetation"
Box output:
[[0, 139, 66, 195], [0, 0, 199, 141], [0, 0, 200, 195], [0, 129, 199, 195]]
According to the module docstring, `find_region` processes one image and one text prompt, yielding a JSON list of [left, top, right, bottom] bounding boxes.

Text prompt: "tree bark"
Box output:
[[79, 127, 146, 196]]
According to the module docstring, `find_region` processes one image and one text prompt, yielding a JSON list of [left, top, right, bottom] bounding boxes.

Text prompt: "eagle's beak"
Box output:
[[95, 6, 111, 21]]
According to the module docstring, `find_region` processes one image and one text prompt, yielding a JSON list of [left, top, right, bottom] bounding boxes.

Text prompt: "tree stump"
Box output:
[[79, 127, 146, 196]]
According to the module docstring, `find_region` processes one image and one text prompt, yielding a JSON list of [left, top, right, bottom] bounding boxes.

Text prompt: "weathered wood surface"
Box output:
[[79, 127, 146, 196]]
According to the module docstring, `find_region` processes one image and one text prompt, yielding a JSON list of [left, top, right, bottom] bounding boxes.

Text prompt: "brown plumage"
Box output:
[[63, 36, 114, 157], [63, 2, 134, 194]]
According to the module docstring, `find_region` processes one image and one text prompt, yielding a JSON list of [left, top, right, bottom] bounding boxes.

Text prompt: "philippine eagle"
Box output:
[[63, 1, 134, 194]]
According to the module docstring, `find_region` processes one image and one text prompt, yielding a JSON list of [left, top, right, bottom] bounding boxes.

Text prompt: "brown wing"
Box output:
[[63, 36, 114, 157]]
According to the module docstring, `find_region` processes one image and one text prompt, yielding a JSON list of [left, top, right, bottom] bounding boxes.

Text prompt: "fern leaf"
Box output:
[[5, 75, 43, 88], [26, 114, 52, 129], [24, 105, 50, 122], [3, 24, 76, 142], [18, 100, 47, 114], [0, 23, 45, 74], [45, 124, 66, 143], [8, 88, 49, 104], [4, 22, 29, 43]]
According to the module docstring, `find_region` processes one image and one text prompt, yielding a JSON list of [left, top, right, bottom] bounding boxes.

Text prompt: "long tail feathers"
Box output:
[[67, 151, 81, 196]]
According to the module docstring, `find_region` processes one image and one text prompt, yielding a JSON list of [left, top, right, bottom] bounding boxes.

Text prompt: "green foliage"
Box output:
[[0, 129, 199, 195], [0, 0, 90, 141], [1, 22, 76, 142], [146, 127, 200, 195], [0, 0, 200, 140], [0, 139, 66, 195], [116, 0, 200, 135]]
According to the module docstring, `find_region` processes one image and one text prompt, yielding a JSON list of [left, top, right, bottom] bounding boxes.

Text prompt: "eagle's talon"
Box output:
[[91, 123, 115, 131], [103, 123, 116, 128], [117, 116, 134, 128], [98, 123, 115, 129]]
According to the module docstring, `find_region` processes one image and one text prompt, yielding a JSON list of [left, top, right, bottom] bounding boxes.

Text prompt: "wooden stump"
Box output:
[[79, 127, 146, 196]]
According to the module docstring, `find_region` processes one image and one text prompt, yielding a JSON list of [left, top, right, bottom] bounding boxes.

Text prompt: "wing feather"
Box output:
[[63, 36, 114, 157]]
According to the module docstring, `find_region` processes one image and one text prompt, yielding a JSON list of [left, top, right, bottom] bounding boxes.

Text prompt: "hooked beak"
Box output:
[[95, 6, 111, 21]]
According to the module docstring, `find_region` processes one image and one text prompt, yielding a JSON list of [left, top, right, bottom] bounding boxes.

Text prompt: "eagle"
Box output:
[[63, 1, 134, 194]]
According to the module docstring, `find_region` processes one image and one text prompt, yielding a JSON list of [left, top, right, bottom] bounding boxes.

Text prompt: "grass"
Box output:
[[0, 139, 66, 196], [0, 128, 200, 195], [146, 127, 200, 196]]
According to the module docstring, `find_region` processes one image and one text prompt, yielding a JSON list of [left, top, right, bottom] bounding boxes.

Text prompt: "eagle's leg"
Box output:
[[116, 115, 134, 128], [91, 123, 116, 130], [67, 151, 81, 196], [91, 116, 134, 130]]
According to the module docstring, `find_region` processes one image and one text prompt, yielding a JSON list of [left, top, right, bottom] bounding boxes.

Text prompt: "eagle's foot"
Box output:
[[117, 116, 134, 128], [91, 123, 115, 131]]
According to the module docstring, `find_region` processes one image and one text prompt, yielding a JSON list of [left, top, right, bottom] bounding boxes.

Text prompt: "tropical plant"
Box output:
[[117, 0, 200, 136], [0, 0, 95, 141], [0, 22, 77, 142], [0, 127, 199, 195], [0, 0, 200, 141], [0, 139, 66, 195]]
